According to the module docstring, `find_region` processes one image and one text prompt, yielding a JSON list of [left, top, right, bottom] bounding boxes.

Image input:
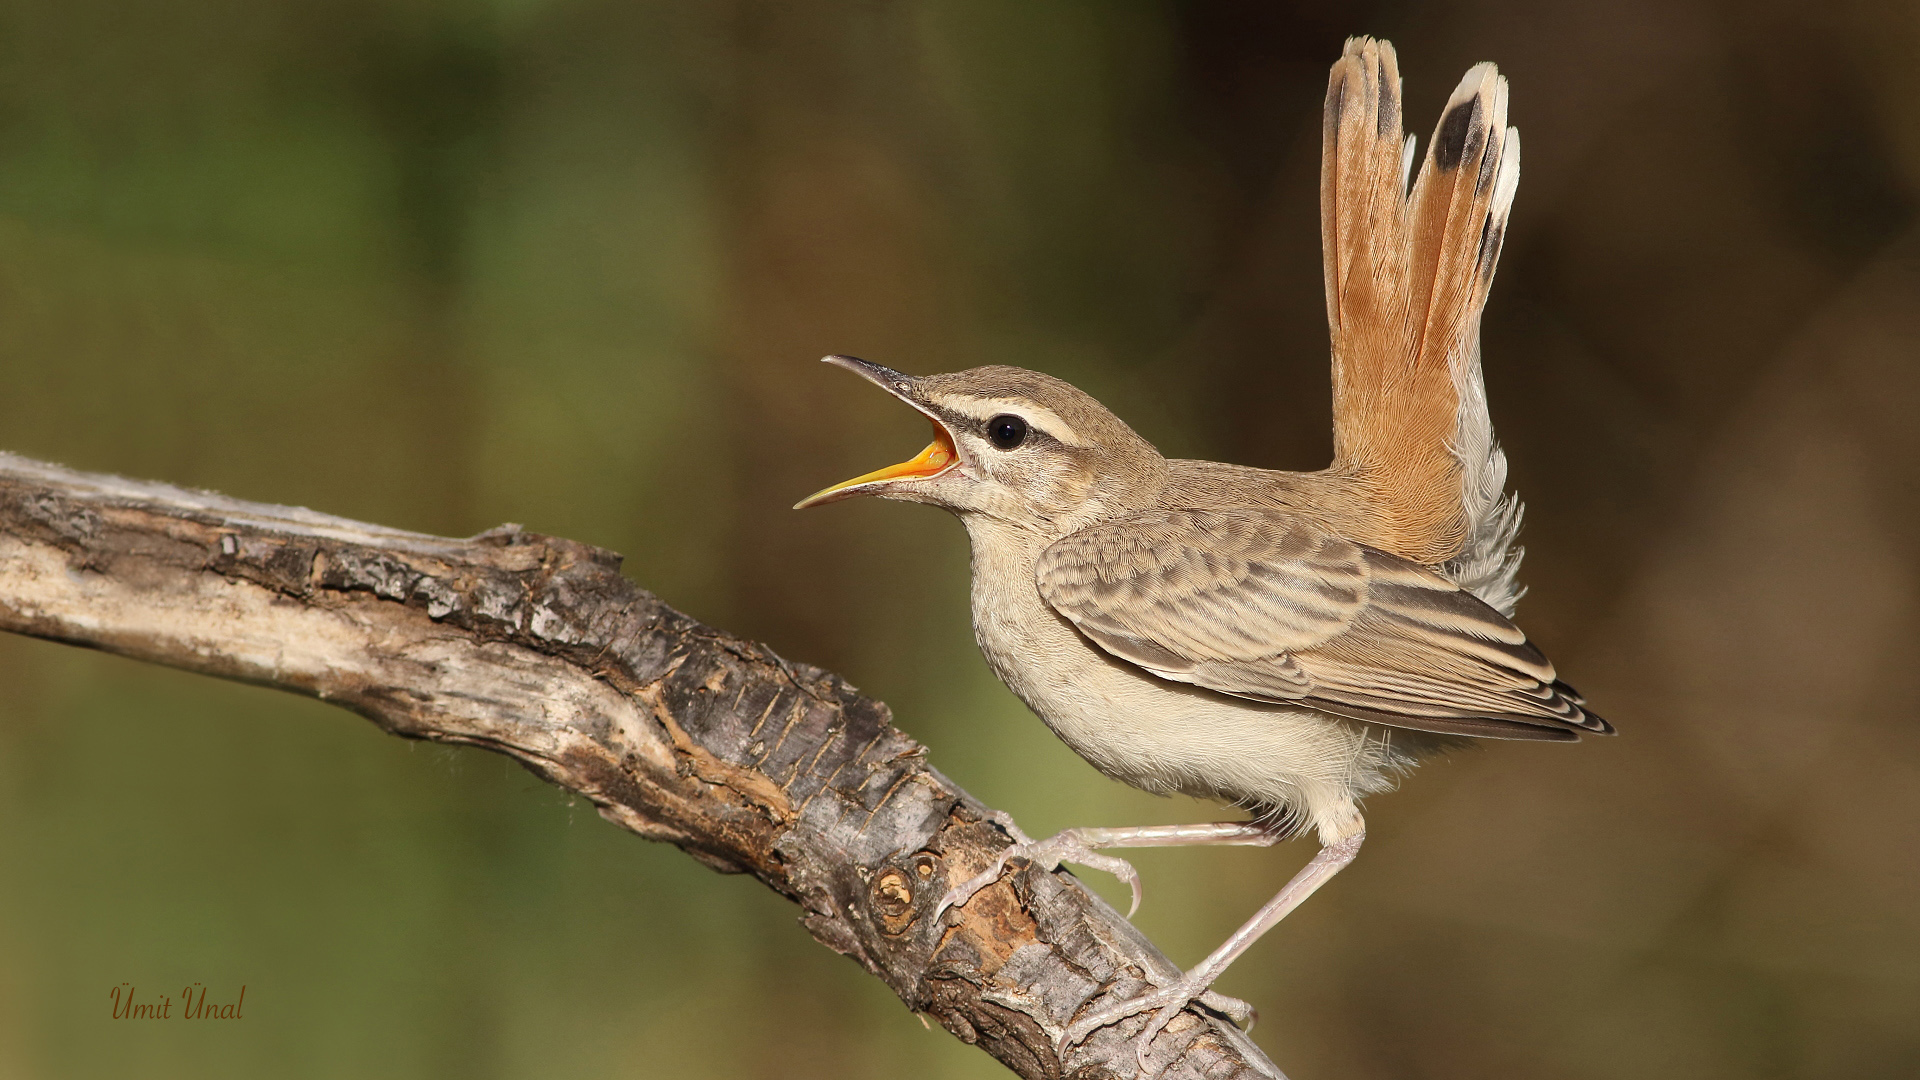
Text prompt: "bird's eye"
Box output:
[[986, 414, 1029, 450]]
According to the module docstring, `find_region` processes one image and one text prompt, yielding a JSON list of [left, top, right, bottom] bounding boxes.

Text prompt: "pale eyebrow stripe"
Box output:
[[935, 397, 1089, 447]]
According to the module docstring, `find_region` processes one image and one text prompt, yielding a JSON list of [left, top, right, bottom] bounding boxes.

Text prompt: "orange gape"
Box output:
[[796, 419, 956, 508]]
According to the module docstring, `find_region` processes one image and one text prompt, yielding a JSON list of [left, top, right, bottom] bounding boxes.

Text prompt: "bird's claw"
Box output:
[[933, 820, 1145, 921], [1198, 990, 1256, 1030], [1073, 847, 1144, 918], [1055, 977, 1249, 1076], [930, 853, 1012, 923]]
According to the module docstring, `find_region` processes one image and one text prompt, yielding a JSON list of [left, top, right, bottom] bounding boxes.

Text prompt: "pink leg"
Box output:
[[933, 814, 1285, 922], [1062, 831, 1366, 1075]]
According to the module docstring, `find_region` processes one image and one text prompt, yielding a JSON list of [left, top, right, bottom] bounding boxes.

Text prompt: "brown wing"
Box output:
[[1036, 509, 1609, 740], [1034, 508, 1368, 699], [1322, 38, 1521, 566]]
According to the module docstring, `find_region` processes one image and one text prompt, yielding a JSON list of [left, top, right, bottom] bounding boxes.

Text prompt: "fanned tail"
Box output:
[[1321, 37, 1525, 613]]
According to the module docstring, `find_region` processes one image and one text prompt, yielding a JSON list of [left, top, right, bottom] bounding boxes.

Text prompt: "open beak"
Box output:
[[794, 355, 960, 509]]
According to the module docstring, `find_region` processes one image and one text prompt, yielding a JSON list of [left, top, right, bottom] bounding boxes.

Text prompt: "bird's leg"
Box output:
[[934, 816, 1285, 923], [1061, 830, 1365, 1076]]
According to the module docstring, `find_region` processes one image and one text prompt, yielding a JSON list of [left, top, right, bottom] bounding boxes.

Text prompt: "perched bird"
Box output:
[[797, 37, 1610, 1070]]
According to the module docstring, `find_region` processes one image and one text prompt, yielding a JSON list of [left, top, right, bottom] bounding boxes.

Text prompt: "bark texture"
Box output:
[[0, 451, 1283, 1080]]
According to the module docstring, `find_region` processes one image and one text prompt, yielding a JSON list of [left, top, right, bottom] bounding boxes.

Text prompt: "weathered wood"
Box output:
[[0, 450, 1283, 1080]]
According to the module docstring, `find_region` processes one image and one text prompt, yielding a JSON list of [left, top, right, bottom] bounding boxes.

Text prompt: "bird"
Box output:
[[795, 36, 1610, 1072]]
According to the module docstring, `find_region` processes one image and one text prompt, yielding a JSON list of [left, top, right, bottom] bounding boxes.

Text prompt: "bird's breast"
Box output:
[[958, 518, 1388, 826]]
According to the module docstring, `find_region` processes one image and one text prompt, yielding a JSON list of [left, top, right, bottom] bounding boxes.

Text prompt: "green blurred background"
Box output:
[[2, 1, 1917, 1077]]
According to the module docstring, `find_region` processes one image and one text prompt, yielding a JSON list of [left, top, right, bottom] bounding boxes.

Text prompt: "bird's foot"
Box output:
[[1196, 990, 1256, 1030], [934, 813, 1144, 920], [1058, 977, 1253, 1076]]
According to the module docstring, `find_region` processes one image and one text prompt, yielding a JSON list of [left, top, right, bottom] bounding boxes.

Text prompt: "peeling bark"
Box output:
[[0, 451, 1283, 1080]]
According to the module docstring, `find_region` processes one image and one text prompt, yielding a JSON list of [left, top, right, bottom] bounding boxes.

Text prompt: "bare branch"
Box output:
[[0, 451, 1283, 1080]]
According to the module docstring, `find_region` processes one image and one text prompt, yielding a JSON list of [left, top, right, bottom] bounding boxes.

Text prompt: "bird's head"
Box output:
[[794, 356, 1166, 533]]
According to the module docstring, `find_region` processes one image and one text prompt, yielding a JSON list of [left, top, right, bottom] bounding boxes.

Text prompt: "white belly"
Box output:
[[962, 519, 1390, 842]]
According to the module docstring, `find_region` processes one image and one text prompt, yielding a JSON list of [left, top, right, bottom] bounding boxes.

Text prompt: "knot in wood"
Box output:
[[875, 870, 912, 913]]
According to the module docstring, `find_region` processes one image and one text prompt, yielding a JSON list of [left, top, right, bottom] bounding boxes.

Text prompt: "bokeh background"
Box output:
[[2, 1, 1917, 1077]]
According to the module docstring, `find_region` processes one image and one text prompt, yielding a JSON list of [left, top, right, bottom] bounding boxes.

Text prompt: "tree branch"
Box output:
[[0, 451, 1283, 1080]]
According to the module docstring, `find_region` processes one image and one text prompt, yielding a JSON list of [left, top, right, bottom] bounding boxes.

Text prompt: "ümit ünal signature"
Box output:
[[108, 983, 246, 1020]]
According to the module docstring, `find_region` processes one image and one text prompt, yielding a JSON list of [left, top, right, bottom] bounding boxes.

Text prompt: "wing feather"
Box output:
[[1037, 509, 1610, 739]]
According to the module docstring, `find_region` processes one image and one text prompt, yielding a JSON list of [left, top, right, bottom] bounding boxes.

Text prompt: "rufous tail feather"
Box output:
[[1321, 36, 1524, 613]]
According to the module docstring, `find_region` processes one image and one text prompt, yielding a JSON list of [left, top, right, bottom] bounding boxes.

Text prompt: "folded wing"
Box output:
[[1037, 509, 1610, 740]]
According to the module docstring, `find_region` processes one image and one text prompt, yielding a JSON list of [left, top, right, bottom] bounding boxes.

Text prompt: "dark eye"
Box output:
[[986, 414, 1028, 450]]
